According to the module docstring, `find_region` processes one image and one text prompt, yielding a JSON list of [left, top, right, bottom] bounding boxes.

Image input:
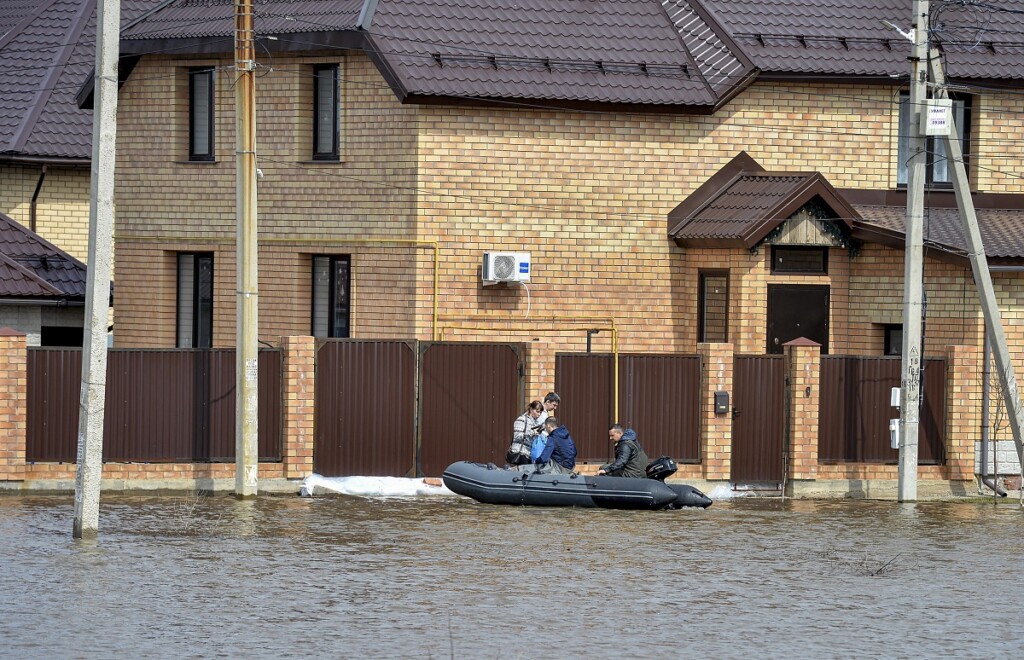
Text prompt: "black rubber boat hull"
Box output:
[[442, 461, 711, 510]]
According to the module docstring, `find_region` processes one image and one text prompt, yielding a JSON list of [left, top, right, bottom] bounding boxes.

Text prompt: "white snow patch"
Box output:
[[300, 474, 458, 498]]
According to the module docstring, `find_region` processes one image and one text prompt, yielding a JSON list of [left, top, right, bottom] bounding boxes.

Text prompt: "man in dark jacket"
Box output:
[[598, 425, 650, 478], [536, 417, 577, 474]]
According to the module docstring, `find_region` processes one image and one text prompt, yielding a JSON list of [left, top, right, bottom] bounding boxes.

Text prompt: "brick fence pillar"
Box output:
[[784, 339, 821, 483], [698, 342, 733, 481], [0, 328, 27, 482], [945, 344, 981, 482], [282, 335, 315, 479]]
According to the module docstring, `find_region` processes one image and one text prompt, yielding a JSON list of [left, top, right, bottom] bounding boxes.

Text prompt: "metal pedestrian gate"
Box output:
[[731, 355, 786, 483]]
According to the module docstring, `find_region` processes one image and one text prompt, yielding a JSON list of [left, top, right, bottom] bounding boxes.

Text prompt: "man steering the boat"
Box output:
[[598, 425, 650, 478]]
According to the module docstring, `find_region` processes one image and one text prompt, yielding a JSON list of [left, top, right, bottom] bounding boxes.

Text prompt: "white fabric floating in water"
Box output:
[[300, 474, 457, 498]]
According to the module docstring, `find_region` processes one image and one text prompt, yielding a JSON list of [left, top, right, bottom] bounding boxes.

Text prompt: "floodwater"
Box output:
[[1, 492, 1021, 659]]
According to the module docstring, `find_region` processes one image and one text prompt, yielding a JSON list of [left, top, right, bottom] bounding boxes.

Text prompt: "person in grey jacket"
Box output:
[[598, 425, 650, 478], [507, 400, 544, 466]]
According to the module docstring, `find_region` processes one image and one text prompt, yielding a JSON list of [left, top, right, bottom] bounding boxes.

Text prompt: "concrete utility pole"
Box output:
[[927, 55, 1024, 473], [74, 0, 120, 538], [898, 0, 929, 502], [234, 0, 259, 497]]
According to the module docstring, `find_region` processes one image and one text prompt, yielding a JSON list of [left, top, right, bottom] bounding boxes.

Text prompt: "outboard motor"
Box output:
[[645, 456, 677, 481]]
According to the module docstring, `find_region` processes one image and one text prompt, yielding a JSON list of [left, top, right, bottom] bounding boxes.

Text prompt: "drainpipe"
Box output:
[[30, 164, 47, 233], [981, 330, 1008, 497]]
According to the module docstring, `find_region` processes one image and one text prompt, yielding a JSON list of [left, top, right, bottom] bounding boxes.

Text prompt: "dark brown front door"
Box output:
[[767, 284, 829, 354]]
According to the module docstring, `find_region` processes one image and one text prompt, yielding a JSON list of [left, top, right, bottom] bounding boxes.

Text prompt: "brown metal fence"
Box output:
[[419, 342, 524, 477], [314, 340, 417, 477], [819, 356, 946, 464], [555, 353, 702, 463], [731, 355, 786, 482], [27, 348, 281, 462]]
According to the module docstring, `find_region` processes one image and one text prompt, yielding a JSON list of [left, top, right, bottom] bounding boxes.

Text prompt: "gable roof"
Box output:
[[0, 0, 155, 162], [0, 211, 87, 300], [668, 152, 860, 248], [670, 153, 1024, 265]]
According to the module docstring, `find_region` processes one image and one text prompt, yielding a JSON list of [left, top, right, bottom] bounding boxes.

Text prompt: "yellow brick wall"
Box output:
[[113, 52, 424, 347], [111, 51, 1024, 389], [0, 163, 92, 262]]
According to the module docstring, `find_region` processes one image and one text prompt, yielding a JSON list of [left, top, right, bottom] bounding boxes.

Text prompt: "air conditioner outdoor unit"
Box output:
[[482, 251, 531, 284]]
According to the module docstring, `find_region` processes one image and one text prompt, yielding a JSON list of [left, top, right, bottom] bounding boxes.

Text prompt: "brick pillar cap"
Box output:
[[784, 337, 820, 347], [0, 327, 26, 337]]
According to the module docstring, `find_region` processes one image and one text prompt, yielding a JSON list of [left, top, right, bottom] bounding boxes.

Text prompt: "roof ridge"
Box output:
[[121, 0, 182, 35], [657, 0, 754, 102], [0, 252, 64, 297], [8, 0, 97, 153], [0, 0, 61, 51], [0, 211, 86, 266]]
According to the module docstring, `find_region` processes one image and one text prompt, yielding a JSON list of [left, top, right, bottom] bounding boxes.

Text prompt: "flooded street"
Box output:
[[1, 493, 1021, 658]]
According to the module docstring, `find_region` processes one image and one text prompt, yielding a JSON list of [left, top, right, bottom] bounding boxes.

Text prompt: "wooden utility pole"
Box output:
[[898, 0, 929, 502], [73, 0, 120, 539], [234, 0, 259, 497]]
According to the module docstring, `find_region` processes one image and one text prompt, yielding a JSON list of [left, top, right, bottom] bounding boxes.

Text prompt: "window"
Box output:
[[771, 246, 828, 274], [313, 64, 339, 160], [884, 324, 903, 356], [189, 67, 215, 161], [312, 255, 351, 338], [698, 271, 728, 343], [897, 93, 970, 186], [177, 253, 213, 348]]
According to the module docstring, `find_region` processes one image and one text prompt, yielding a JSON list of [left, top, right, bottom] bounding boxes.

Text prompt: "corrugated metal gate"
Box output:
[[419, 342, 524, 477], [27, 348, 281, 462], [555, 353, 701, 463], [314, 340, 417, 477], [731, 355, 785, 483], [819, 356, 946, 464]]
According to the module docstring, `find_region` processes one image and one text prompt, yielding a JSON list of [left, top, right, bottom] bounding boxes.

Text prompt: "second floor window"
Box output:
[[312, 255, 350, 338], [177, 253, 214, 348], [313, 64, 340, 160], [189, 67, 215, 161], [897, 93, 970, 187]]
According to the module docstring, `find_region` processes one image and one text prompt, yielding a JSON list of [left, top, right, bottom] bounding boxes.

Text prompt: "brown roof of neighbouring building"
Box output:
[[0, 0, 156, 162], [0, 211, 87, 300]]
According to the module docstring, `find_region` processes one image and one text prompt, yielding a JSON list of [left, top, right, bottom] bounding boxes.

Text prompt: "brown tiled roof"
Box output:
[[0, 211, 87, 299], [120, 0, 363, 43], [671, 154, 1024, 263], [854, 205, 1024, 261], [0, 0, 157, 161], [119, 0, 754, 109], [705, 0, 1024, 81], [669, 152, 859, 248], [366, 0, 748, 108]]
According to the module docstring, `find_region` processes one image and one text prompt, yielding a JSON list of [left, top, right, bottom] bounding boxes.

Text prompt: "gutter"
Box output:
[[0, 155, 89, 167], [29, 165, 46, 232], [0, 298, 84, 307]]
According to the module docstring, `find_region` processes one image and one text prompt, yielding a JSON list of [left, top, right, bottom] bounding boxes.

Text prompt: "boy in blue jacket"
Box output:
[[536, 416, 577, 474]]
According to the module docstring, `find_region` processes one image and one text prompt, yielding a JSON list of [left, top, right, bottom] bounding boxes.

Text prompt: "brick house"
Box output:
[[0, 0, 158, 343], [110, 0, 1024, 361], [101, 0, 1024, 489]]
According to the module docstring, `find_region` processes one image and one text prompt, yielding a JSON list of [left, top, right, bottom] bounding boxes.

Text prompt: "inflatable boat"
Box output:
[[442, 459, 712, 510]]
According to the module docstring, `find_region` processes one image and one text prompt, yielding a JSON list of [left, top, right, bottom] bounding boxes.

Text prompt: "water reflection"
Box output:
[[0, 495, 1021, 658]]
